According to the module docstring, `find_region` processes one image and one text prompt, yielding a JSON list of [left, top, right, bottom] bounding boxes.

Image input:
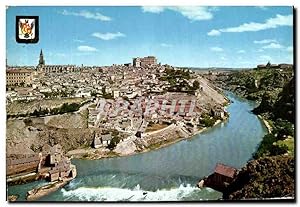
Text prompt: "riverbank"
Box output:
[[26, 178, 73, 201], [257, 115, 272, 133], [8, 91, 269, 201], [67, 118, 226, 160]]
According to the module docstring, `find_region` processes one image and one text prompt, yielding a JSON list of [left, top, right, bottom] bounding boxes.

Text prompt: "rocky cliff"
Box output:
[[224, 155, 295, 200], [6, 111, 93, 155]]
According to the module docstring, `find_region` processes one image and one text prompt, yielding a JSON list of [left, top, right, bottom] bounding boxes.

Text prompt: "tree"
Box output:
[[192, 80, 200, 90], [199, 115, 216, 127]]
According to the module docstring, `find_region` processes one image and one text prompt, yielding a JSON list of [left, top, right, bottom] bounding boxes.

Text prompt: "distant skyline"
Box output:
[[6, 6, 293, 68]]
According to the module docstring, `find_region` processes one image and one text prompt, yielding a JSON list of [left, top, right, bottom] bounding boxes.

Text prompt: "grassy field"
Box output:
[[145, 123, 169, 133], [275, 136, 294, 156]]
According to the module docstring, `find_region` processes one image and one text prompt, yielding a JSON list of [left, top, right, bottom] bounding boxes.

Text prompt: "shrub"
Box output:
[[200, 115, 216, 127]]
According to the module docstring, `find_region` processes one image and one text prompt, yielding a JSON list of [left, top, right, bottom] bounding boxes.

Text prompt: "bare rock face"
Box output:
[[114, 136, 137, 155], [223, 155, 295, 200], [196, 77, 227, 106], [8, 195, 19, 202], [6, 111, 92, 155], [44, 112, 88, 129]]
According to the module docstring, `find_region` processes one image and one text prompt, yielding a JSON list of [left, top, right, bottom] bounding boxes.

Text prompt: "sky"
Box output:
[[6, 6, 293, 68]]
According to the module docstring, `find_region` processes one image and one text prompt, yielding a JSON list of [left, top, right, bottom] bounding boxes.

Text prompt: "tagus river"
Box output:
[[8, 92, 268, 201]]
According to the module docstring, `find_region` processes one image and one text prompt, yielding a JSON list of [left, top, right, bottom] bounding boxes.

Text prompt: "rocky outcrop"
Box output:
[[26, 176, 75, 201], [213, 68, 293, 102], [253, 76, 294, 122], [7, 97, 88, 117], [6, 111, 92, 155], [8, 195, 19, 202], [223, 155, 295, 200], [273, 77, 295, 123], [114, 136, 137, 155]]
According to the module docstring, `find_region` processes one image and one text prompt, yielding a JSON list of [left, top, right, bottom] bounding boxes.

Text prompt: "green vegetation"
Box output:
[[57, 103, 81, 114], [161, 67, 191, 81], [253, 77, 295, 159], [254, 119, 294, 159], [223, 67, 293, 102], [275, 138, 294, 156], [23, 118, 33, 126], [192, 80, 200, 90], [41, 90, 75, 98], [107, 130, 121, 150], [101, 87, 113, 99], [14, 102, 82, 118], [90, 90, 99, 97], [199, 114, 216, 127], [145, 123, 169, 132], [215, 66, 295, 199], [31, 108, 50, 117], [254, 133, 288, 158], [224, 155, 294, 199], [159, 67, 197, 94]]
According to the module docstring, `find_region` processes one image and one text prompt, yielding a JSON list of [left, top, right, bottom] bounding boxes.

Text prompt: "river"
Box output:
[[8, 92, 268, 201]]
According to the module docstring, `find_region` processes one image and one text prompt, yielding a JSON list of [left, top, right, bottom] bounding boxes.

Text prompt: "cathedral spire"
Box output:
[[39, 49, 45, 66]]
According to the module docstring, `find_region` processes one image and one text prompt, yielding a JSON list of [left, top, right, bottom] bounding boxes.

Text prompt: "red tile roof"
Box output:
[[214, 163, 237, 178]]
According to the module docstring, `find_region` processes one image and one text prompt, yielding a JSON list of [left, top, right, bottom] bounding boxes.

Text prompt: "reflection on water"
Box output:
[[8, 92, 267, 201]]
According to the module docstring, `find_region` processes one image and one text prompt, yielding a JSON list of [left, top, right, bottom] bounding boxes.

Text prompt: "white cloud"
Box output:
[[92, 32, 125, 40], [287, 46, 293, 52], [210, 47, 223, 52], [260, 55, 272, 61], [142, 6, 164, 13], [207, 14, 292, 36], [207, 29, 221, 36], [254, 39, 277, 44], [160, 43, 173, 47], [73, 39, 85, 43], [142, 6, 214, 21], [48, 52, 66, 57], [237, 50, 246, 54], [220, 56, 227, 60], [262, 43, 283, 49], [257, 6, 268, 10], [56, 53, 66, 57], [61, 10, 111, 21], [77, 45, 98, 52]]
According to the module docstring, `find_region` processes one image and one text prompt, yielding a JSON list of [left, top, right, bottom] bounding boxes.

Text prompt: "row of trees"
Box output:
[[7, 102, 82, 119], [254, 119, 294, 158]]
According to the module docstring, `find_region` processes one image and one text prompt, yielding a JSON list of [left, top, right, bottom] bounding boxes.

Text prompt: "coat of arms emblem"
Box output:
[[16, 16, 39, 43], [19, 19, 34, 38]]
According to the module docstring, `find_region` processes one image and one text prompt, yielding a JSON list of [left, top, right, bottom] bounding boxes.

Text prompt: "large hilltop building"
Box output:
[[37, 49, 79, 73], [133, 56, 157, 67], [6, 68, 34, 86], [256, 61, 293, 70]]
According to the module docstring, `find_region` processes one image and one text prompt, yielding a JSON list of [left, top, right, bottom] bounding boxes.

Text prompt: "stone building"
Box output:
[[199, 163, 238, 192], [93, 133, 113, 148], [133, 56, 157, 67], [6, 68, 34, 86], [36, 49, 79, 73]]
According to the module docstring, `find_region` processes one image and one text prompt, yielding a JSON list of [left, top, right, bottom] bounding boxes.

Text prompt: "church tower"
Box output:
[[38, 49, 45, 66]]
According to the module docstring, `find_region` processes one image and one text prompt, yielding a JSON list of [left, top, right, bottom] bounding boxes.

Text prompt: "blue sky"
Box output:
[[6, 6, 293, 68]]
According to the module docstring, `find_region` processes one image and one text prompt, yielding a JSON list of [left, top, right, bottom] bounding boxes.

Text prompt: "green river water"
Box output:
[[8, 92, 268, 201]]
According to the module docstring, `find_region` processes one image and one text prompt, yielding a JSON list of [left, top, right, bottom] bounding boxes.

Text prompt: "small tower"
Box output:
[[38, 49, 45, 66]]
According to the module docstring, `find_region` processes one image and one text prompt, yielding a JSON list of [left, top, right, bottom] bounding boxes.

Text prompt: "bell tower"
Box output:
[[38, 49, 45, 66]]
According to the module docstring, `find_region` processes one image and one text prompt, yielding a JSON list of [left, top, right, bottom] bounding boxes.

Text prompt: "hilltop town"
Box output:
[[6, 49, 295, 201], [6, 50, 228, 189]]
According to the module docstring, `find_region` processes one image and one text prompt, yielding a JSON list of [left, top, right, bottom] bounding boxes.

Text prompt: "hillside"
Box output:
[[211, 66, 295, 200], [213, 67, 293, 102], [224, 155, 295, 200]]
